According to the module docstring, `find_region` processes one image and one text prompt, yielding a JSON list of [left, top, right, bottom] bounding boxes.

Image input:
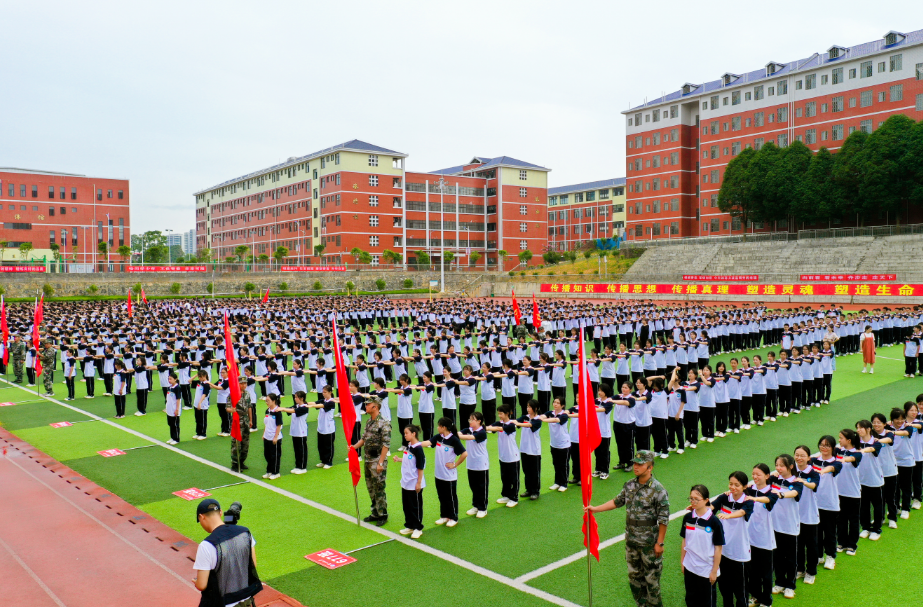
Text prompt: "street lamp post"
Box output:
[[165, 229, 174, 264], [436, 176, 448, 293]]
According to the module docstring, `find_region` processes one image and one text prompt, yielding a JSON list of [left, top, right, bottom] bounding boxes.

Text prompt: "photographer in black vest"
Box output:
[[193, 499, 262, 607]]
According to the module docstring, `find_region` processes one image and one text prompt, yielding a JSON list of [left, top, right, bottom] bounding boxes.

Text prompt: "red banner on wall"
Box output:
[[540, 283, 923, 297], [682, 275, 757, 281], [128, 266, 207, 272], [0, 266, 45, 273], [280, 266, 347, 272], [799, 274, 896, 281]]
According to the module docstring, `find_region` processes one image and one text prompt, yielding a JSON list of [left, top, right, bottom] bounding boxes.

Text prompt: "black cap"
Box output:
[[196, 498, 221, 521]]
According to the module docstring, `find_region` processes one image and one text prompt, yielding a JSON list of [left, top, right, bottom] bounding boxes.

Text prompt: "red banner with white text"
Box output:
[[540, 283, 923, 297], [280, 266, 347, 272], [799, 274, 896, 281], [682, 274, 757, 281], [128, 266, 207, 272], [0, 266, 45, 273]]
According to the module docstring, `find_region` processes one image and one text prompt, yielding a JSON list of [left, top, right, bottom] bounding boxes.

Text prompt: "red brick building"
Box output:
[[0, 168, 130, 265], [623, 29, 923, 240], [195, 142, 550, 270]]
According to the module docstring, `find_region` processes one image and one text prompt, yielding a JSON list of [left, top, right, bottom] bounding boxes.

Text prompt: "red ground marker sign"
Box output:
[[173, 488, 212, 501], [305, 549, 356, 569], [0, 402, 16, 407], [50, 422, 73, 428], [98, 449, 126, 457]]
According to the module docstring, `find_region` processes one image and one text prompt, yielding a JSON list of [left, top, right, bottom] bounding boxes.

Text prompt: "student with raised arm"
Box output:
[[767, 454, 803, 599], [743, 463, 777, 607], [711, 471, 753, 607], [792, 445, 820, 585], [835, 428, 863, 555], [279, 391, 311, 474], [855, 419, 885, 541], [540, 397, 571, 492], [486, 403, 521, 508], [680, 484, 724, 607], [512, 399, 543, 501], [458, 411, 490, 518], [261, 393, 284, 480], [667, 369, 685, 454], [393, 424, 426, 539], [420, 417, 467, 527], [812, 434, 842, 570], [871, 412, 899, 528]]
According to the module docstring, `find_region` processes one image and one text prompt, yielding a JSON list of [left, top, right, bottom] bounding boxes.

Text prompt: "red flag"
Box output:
[[332, 319, 361, 486], [141, 287, 148, 304], [532, 294, 541, 328], [1, 295, 8, 366], [127, 290, 133, 318], [262, 288, 270, 304], [511, 290, 522, 326], [578, 327, 601, 559], [32, 299, 42, 377], [224, 312, 243, 441], [36, 294, 44, 326]]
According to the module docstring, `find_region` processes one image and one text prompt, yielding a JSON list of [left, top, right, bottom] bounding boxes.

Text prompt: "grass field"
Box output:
[[1, 339, 921, 607]]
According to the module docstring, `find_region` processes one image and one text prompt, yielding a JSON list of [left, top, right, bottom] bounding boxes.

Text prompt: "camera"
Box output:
[[224, 501, 243, 525]]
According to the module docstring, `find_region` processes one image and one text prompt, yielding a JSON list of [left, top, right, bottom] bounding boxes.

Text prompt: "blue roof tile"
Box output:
[[548, 177, 625, 196]]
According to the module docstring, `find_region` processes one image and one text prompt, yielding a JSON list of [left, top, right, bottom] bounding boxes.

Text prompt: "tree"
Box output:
[[42, 283, 55, 297], [273, 246, 289, 266], [350, 247, 363, 262], [243, 282, 256, 296], [170, 282, 182, 294], [747, 142, 791, 227], [542, 250, 560, 265], [225, 256, 237, 264], [382, 249, 402, 265], [49, 243, 61, 262], [358, 251, 372, 265], [497, 249, 508, 270], [517, 250, 533, 265], [778, 141, 816, 228], [375, 278, 387, 290], [234, 245, 250, 263], [132, 283, 143, 294], [86, 285, 99, 295], [312, 281, 322, 291], [258, 254, 269, 265], [717, 147, 758, 234], [443, 251, 455, 268], [470, 251, 482, 266], [583, 250, 592, 259], [905, 119, 923, 209], [206, 282, 214, 294], [0, 240, 7, 262], [345, 280, 356, 295], [117, 245, 131, 267], [278, 282, 289, 292], [799, 147, 836, 225], [197, 248, 212, 262], [313, 244, 326, 259], [828, 130, 870, 224], [415, 251, 430, 266], [403, 278, 414, 288], [146, 245, 168, 263], [859, 114, 917, 224], [18, 242, 34, 261]]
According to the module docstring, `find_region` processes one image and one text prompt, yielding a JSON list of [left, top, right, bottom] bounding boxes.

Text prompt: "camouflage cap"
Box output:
[[630, 450, 655, 465], [365, 395, 382, 406]]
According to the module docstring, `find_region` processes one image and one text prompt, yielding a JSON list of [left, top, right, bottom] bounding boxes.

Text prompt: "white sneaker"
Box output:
[[196, 435, 206, 440], [782, 412, 789, 417], [316, 463, 324, 468], [817, 556, 825, 565], [804, 574, 815, 585], [291, 468, 306, 474], [901, 510, 910, 519], [270, 473, 281, 479], [399, 528, 412, 535], [660, 453, 669, 459], [743, 424, 751, 430], [824, 556, 836, 570], [446, 519, 457, 527], [497, 497, 510, 504], [769, 417, 777, 422], [684, 441, 691, 447], [733, 429, 740, 434], [793, 409, 801, 415], [861, 368, 867, 373], [913, 500, 922, 510], [859, 529, 870, 539], [814, 403, 821, 408], [411, 529, 423, 539], [870, 369, 874, 374], [772, 586, 784, 595], [689, 443, 697, 449], [435, 518, 448, 526], [476, 510, 487, 518], [889, 520, 898, 529], [166, 439, 177, 445], [599, 473, 609, 480], [870, 532, 881, 541], [706, 438, 714, 443], [466, 507, 478, 516], [783, 588, 795, 599], [549, 484, 560, 491], [262, 473, 271, 479], [506, 500, 518, 508], [796, 571, 804, 579], [322, 464, 331, 469], [558, 485, 567, 492], [757, 421, 764, 426], [676, 448, 685, 454]]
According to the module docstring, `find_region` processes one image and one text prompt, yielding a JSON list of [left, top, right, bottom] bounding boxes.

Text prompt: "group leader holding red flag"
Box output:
[[585, 449, 671, 607]]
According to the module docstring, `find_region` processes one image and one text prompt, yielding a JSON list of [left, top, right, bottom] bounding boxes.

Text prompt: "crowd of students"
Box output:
[[680, 400, 923, 606]]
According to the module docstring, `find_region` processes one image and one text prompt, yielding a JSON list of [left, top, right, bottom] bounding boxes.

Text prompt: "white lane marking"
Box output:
[[0, 379, 582, 607], [0, 527, 68, 607]]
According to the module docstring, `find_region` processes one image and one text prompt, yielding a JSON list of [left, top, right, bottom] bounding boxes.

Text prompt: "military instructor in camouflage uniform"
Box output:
[[40, 340, 57, 396], [586, 451, 670, 607], [350, 395, 391, 526], [10, 334, 26, 383], [227, 375, 252, 472]]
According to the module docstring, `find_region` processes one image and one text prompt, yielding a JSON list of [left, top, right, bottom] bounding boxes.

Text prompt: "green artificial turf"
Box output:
[[3, 338, 923, 607]]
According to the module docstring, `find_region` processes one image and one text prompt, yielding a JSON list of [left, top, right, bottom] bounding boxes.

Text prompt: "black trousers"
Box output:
[[65, 377, 76, 399], [263, 438, 282, 475], [398, 417, 411, 447], [517, 392, 532, 418], [774, 531, 797, 590], [860, 484, 884, 533], [459, 402, 476, 431], [594, 436, 611, 473], [102, 373, 113, 394], [651, 418, 668, 454], [667, 417, 684, 450], [85, 375, 96, 396], [778, 385, 791, 414], [790, 382, 802, 410], [683, 411, 699, 445], [838, 495, 860, 550], [218, 403, 231, 435], [766, 388, 778, 417], [521, 453, 541, 496], [419, 412, 434, 442], [435, 478, 459, 521], [714, 402, 728, 434], [194, 408, 208, 436], [683, 569, 717, 607], [822, 374, 832, 401], [883, 474, 898, 521], [717, 556, 748, 607], [551, 446, 570, 487], [728, 399, 741, 430], [401, 487, 424, 530], [748, 546, 773, 607], [817, 509, 838, 559], [481, 398, 497, 427], [136, 388, 148, 413], [569, 443, 581, 482], [114, 395, 126, 417], [614, 422, 635, 467], [896, 466, 914, 511], [180, 384, 192, 407], [752, 394, 766, 423], [292, 435, 308, 469], [699, 408, 715, 439], [740, 396, 751, 425], [634, 424, 651, 452], [317, 432, 335, 466], [499, 460, 521, 500], [914, 461, 923, 501], [796, 522, 818, 576], [467, 469, 489, 511], [167, 415, 180, 442]]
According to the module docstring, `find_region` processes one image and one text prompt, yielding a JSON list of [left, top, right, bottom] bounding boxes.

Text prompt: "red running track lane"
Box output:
[[0, 429, 304, 607]]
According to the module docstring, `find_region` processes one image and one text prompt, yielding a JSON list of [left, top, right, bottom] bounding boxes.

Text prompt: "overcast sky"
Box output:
[[2, 1, 916, 233]]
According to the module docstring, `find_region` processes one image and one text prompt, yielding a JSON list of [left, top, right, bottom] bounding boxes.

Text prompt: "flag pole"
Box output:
[[586, 545, 593, 607], [352, 484, 361, 526]]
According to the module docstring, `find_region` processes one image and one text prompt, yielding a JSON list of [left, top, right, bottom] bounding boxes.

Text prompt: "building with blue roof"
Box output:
[[547, 178, 627, 250]]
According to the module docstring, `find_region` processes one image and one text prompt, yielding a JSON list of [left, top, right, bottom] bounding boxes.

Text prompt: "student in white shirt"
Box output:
[[262, 394, 284, 480], [280, 391, 310, 474], [486, 403, 521, 508], [164, 373, 183, 445], [392, 424, 426, 539], [513, 400, 543, 501], [539, 397, 571, 492], [711, 471, 753, 607], [420, 417, 467, 526], [680, 484, 724, 607], [459, 411, 490, 517]]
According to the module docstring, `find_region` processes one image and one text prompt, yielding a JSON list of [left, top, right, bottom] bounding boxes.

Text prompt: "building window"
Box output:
[[58, 187, 65, 200], [890, 84, 903, 101], [49, 206, 55, 216], [805, 101, 816, 117], [60, 207, 66, 215], [860, 119, 873, 134], [48, 186, 54, 199], [519, 187, 527, 198], [805, 74, 816, 90], [520, 240, 527, 251], [732, 116, 741, 131], [106, 189, 112, 198], [805, 129, 817, 144], [860, 90, 873, 107], [652, 109, 660, 122], [732, 91, 741, 105], [917, 94, 923, 112], [519, 205, 527, 215], [519, 222, 527, 233], [754, 85, 764, 100], [860, 61, 872, 78], [831, 67, 843, 84], [832, 96, 844, 112], [96, 189, 102, 201], [778, 80, 788, 95], [118, 190, 124, 199], [821, 74, 829, 85], [519, 170, 527, 180], [368, 155, 378, 166], [890, 54, 902, 72], [369, 235, 379, 247], [821, 130, 829, 141], [777, 107, 788, 122], [32, 185, 38, 198], [832, 124, 844, 141], [878, 61, 886, 73], [821, 103, 828, 113], [369, 175, 378, 187], [670, 105, 678, 118], [754, 112, 764, 127], [369, 195, 378, 206], [710, 95, 719, 109]]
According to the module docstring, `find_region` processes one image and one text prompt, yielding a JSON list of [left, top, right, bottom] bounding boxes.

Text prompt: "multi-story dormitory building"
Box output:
[[547, 178, 627, 251], [194, 140, 551, 269], [623, 29, 923, 240]]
